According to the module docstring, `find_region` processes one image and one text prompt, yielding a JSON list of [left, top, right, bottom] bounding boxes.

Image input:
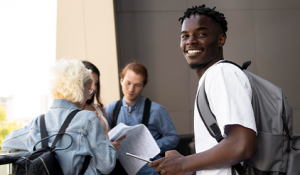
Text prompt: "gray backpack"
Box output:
[[197, 60, 300, 175]]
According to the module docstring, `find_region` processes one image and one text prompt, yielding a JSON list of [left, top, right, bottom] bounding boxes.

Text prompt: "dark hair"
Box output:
[[81, 61, 103, 107], [120, 62, 148, 86], [179, 4, 228, 37]]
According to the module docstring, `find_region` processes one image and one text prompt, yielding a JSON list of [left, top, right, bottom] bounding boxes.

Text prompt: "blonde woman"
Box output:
[[2, 59, 117, 174]]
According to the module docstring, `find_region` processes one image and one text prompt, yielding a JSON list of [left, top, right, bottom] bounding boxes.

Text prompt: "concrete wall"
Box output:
[[114, 0, 300, 135], [56, 0, 120, 106]]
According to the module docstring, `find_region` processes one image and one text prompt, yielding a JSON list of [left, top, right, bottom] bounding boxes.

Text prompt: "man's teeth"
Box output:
[[188, 50, 201, 54]]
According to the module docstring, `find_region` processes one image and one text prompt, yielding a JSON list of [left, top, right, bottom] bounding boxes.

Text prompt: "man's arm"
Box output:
[[149, 124, 257, 175], [152, 105, 180, 153]]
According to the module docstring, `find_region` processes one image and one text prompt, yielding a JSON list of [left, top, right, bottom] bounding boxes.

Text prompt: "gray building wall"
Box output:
[[114, 0, 300, 135]]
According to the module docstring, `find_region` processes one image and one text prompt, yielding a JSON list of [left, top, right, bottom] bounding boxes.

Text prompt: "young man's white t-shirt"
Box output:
[[194, 61, 257, 175]]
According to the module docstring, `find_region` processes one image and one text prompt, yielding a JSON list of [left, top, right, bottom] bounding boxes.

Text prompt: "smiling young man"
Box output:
[[105, 62, 179, 175], [149, 5, 257, 175]]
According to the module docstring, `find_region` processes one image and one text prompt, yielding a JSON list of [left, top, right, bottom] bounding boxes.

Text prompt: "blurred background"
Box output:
[[1, 0, 300, 173]]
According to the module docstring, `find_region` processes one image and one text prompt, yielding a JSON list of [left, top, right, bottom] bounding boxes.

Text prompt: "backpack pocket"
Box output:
[[246, 132, 288, 173], [287, 134, 300, 175]]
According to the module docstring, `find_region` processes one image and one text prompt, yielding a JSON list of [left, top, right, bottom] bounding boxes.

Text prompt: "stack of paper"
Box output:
[[108, 123, 160, 175]]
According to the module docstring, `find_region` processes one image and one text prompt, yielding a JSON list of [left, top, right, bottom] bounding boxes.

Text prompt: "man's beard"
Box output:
[[189, 54, 222, 69], [189, 61, 211, 69]]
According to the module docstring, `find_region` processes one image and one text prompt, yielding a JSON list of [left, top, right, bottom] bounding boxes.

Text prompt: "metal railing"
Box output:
[[0, 151, 27, 175]]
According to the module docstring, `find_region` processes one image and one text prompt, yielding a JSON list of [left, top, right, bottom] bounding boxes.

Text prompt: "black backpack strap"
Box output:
[[79, 156, 91, 175], [221, 60, 252, 71], [242, 61, 251, 70], [40, 109, 90, 175], [112, 100, 122, 128], [141, 98, 152, 127], [55, 109, 90, 175], [50, 109, 80, 149], [40, 114, 48, 148], [197, 78, 245, 175]]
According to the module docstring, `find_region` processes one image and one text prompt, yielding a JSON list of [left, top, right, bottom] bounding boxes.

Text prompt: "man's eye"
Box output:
[[181, 34, 188, 39], [198, 33, 206, 37]]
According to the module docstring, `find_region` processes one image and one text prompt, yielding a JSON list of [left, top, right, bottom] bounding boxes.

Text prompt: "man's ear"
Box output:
[[120, 78, 123, 85], [218, 34, 226, 47]]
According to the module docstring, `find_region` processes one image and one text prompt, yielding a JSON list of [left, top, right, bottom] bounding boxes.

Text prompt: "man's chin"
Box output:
[[125, 95, 139, 101], [189, 62, 208, 69]]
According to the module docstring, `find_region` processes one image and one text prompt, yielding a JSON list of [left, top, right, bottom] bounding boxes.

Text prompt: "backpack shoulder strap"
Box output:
[[40, 114, 48, 148], [222, 60, 252, 70], [79, 156, 91, 175], [196, 78, 223, 142], [197, 76, 245, 175], [50, 109, 80, 149], [112, 100, 122, 128], [141, 98, 152, 127]]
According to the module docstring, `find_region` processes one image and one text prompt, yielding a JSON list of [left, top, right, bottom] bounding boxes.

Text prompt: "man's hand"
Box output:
[[111, 136, 126, 152], [148, 150, 191, 175]]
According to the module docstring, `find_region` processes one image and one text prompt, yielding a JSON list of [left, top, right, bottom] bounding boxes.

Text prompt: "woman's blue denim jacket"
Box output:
[[2, 99, 117, 175]]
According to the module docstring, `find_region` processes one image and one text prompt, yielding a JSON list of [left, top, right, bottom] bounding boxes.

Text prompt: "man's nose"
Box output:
[[128, 85, 134, 92], [187, 35, 198, 45]]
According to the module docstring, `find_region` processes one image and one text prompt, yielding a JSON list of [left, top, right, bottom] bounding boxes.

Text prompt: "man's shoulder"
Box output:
[[208, 61, 242, 74], [105, 99, 121, 111], [148, 100, 167, 112], [107, 100, 120, 106], [205, 61, 245, 81]]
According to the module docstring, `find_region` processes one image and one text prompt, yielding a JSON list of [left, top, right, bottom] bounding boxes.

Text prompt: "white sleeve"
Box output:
[[205, 64, 257, 137]]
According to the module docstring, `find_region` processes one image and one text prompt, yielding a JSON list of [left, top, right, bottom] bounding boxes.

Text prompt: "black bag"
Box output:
[[10, 110, 90, 175]]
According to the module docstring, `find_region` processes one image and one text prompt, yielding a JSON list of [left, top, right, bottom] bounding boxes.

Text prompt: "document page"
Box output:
[[108, 123, 160, 175]]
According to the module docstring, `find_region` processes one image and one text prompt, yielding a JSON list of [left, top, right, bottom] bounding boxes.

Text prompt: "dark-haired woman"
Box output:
[[82, 61, 125, 151], [82, 61, 110, 134]]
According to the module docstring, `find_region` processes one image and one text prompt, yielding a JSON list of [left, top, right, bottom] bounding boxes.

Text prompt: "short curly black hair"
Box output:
[[179, 4, 228, 37]]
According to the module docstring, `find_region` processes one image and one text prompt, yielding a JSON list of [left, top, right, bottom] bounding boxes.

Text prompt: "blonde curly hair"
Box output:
[[50, 59, 92, 103]]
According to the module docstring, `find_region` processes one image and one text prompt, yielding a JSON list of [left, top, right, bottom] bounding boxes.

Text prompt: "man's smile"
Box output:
[[187, 50, 202, 54]]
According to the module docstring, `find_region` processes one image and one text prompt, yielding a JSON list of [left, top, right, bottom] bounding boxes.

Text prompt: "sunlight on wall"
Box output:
[[0, 2, 56, 173], [0, 1, 57, 121]]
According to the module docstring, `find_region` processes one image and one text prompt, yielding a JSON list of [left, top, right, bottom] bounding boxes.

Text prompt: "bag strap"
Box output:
[[39, 110, 80, 149], [112, 100, 122, 128], [79, 156, 91, 175], [221, 60, 251, 71], [141, 98, 152, 127], [40, 110, 90, 175], [40, 114, 48, 148], [50, 109, 80, 149], [197, 76, 245, 175], [111, 98, 152, 128], [196, 79, 223, 142]]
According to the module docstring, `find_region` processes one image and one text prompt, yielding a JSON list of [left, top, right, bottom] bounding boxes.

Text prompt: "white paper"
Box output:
[[108, 123, 160, 175]]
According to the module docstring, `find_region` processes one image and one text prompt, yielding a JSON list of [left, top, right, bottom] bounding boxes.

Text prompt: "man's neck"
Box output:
[[195, 53, 224, 80], [124, 96, 140, 107]]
